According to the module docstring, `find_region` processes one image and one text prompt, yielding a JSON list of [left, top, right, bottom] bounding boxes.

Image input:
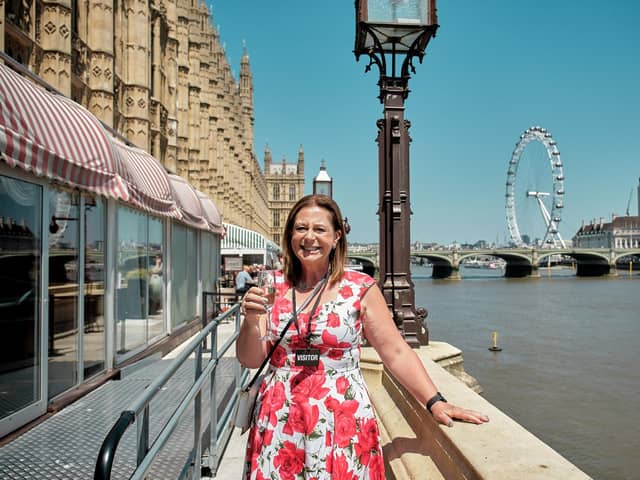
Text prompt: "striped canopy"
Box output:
[[167, 173, 209, 231], [0, 62, 128, 201], [0, 62, 224, 234], [196, 189, 224, 234], [111, 139, 180, 219]]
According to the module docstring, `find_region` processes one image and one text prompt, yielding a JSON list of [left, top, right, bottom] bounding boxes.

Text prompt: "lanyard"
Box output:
[[244, 277, 327, 390], [292, 279, 328, 347]]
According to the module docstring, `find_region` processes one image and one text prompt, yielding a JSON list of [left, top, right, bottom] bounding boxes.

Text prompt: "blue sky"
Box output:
[[209, 1, 639, 245]]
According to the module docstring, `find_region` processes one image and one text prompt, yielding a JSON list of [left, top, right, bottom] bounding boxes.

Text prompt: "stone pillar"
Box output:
[[121, 0, 150, 149], [608, 249, 618, 277], [0, 0, 6, 52], [40, 1, 72, 95], [88, 0, 115, 127], [530, 248, 541, 277]]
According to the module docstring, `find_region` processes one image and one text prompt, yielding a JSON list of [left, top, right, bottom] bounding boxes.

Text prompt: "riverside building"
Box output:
[[572, 215, 640, 248]]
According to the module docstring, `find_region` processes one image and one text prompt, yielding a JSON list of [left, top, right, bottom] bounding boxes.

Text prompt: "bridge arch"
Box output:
[[612, 249, 640, 263], [457, 252, 535, 278], [346, 255, 377, 277], [411, 253, 454, 278]]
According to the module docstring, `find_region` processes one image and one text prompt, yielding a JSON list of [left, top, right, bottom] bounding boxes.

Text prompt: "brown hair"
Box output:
[[281, 194, 347, 287]]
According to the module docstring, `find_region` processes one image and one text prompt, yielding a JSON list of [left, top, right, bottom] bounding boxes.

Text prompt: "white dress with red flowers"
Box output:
[[244, 270, 385, 480]]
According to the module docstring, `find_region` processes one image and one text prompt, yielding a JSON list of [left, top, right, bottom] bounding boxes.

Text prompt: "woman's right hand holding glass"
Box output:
[[237, 286, 273, 367], [241, 286, 269, 316], [241, 283, 276, 341]]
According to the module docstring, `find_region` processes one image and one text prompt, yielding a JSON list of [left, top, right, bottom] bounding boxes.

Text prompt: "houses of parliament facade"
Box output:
[[0, 0, 304, 242]]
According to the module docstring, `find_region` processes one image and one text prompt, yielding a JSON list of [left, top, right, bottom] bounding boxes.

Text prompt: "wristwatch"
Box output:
[[426, 392, 447, 413]]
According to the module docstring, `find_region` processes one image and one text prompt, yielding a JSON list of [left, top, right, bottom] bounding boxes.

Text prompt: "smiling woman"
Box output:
[[235, 194, 489, 479]]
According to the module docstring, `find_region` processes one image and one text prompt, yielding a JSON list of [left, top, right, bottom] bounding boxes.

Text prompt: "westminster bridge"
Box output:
[[347, 247, 640, 279]]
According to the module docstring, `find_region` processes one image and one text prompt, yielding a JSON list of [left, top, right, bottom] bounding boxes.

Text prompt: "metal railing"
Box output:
[[94, 296, 246, 479]]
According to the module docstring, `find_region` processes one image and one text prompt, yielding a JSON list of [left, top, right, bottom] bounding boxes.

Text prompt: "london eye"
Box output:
[[505, 126, 566, 248]]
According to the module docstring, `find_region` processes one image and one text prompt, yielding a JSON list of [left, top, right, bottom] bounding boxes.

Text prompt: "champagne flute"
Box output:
[[257, 270, 277, 341]]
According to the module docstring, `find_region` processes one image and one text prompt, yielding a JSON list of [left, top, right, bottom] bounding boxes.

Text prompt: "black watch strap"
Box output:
[[426, 392, 447, 413]]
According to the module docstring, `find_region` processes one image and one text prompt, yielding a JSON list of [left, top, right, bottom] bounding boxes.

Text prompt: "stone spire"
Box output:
[[239, 41, 253, 102], [297, 144, 304, 175], [264, 143, 272, 173], [239, 40, 254, 151]]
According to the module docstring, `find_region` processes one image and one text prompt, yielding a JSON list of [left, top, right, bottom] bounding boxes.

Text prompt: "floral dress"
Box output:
[[244, 270, 385, 480]]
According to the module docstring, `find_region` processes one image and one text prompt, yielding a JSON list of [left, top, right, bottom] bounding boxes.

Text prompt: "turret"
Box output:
[[239, 42, 254, 150], [239, 42, 253, 107], [297, 144, 304, 176], [264, 143, 272, 173]]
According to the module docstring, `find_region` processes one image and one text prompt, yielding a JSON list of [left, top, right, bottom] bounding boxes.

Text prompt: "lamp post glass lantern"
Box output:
[[313, 160, 333, 198], [354, 0, 438, 347]]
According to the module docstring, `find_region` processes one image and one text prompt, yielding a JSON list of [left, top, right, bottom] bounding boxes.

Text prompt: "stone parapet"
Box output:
[[361, 346, 592, 480]]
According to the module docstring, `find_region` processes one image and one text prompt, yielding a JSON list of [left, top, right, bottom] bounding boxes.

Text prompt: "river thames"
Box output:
[[413, 264, 639, 480]]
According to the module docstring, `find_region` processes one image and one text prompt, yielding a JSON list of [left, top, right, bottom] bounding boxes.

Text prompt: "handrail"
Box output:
[[94, 411, 136, 480], [93, 300, 242, 479]]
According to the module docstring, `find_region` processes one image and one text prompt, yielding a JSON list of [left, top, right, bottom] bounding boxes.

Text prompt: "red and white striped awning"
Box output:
[[0, 62, 128, 200], [196, 189, 224, 234], [111, 140, 180, 219], [0, 62, 223, 234], [167, 173, 209, 230]]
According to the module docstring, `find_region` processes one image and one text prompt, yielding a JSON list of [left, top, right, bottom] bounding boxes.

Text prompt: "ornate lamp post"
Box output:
[[354, 0, 438, 346]]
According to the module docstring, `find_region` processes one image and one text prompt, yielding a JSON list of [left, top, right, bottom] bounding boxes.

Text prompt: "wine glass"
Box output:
[[257, 270, 277, 341]]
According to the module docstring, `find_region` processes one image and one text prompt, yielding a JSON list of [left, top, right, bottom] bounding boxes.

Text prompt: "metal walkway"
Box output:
[[0, 339, 238, 479]]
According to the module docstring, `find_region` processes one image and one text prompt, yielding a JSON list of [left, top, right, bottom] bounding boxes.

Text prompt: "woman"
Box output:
[[237, 194, 488, 479]]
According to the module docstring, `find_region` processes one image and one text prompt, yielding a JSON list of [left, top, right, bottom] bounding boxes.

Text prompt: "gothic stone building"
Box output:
[[0, 0, 303, 238], [263, 143, 305, 246]]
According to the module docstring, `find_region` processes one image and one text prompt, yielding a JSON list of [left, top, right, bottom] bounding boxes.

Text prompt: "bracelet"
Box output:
[[426, 392, 447, 413]]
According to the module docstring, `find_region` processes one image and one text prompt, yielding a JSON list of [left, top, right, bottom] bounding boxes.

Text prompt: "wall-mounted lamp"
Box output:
[[49, 215, 77, 234]]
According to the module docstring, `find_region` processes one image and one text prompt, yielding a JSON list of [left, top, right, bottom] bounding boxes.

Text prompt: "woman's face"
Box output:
[[291, 205, 340, 271]]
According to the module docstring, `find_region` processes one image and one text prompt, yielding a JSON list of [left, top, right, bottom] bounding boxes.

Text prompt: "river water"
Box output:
[[412, 265, 639, 480]]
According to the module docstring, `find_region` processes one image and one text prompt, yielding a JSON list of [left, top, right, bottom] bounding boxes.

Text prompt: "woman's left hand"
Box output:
[[430, 402, 490, 427]]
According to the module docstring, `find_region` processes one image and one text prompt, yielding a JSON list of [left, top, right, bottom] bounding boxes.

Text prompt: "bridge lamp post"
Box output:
[[313, 161, 351, 234], [354, 0, 438, 346]]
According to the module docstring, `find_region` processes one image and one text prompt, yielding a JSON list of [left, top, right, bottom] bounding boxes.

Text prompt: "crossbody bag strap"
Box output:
[[244, 277, 327, 389]]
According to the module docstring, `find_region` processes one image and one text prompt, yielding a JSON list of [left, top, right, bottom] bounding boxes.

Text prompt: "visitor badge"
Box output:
[[295, 348, 320, 367]]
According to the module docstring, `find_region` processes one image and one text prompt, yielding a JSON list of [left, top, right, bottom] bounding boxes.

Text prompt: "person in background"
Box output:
[[235, 264, 255, 296], [237, 194, 489, 479]]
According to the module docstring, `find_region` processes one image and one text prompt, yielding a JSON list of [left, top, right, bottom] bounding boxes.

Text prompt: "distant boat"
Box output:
[[463, 257, 505, 269], [464, 259, 484, 269]]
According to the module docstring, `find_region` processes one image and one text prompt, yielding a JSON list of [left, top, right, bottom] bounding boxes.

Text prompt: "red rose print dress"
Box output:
[[243, 270, 385, 480]]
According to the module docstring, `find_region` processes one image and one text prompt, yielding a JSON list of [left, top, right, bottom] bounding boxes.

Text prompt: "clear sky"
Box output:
[[209, 1, 639, 245]]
